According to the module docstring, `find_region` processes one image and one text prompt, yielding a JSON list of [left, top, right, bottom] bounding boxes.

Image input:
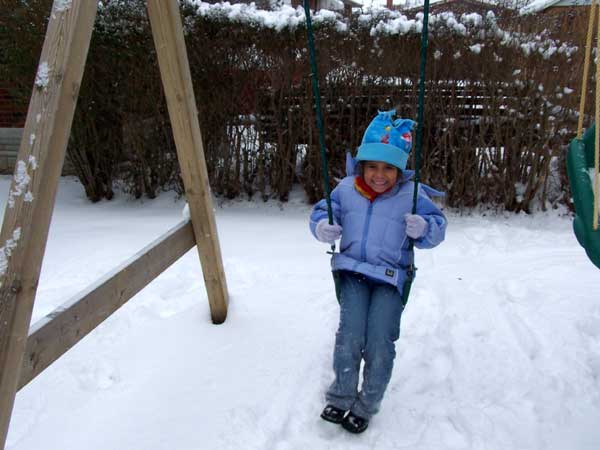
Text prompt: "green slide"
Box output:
[[567, 124, 600, 269]]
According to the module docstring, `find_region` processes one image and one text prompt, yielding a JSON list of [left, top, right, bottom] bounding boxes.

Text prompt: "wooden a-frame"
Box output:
[[0, 1, 229, 448]]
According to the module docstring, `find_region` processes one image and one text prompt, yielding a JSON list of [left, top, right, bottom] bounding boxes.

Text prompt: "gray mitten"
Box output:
[[315, 220, 342, 243], [404, 214, 428, 239]]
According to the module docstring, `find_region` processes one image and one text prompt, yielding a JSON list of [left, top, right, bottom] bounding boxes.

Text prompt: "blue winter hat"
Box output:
[[356, 110, 415, 170]]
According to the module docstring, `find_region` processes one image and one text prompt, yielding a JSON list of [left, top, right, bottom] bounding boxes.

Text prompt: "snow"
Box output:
[[186, 1, 347, 32], [53, 0, 72, 12], [4, 176, 600, 450], [178, 1, 577, 60], [469, 43, 482, 54], [0, 227, 21, 282], [371, 15, 415, 35], [520, 0, 561, 15], [34, 62, 50, 89], [461, 13, 483, 27], [7, 161, 32, 209], [520, 0, 592, 15]]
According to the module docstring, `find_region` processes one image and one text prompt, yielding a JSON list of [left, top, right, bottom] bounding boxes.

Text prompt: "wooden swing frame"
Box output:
[[0, 2, 229, 448]]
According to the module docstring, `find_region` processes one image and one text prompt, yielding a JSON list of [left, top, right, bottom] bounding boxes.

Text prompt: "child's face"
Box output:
[[363, 161, 399, 193]]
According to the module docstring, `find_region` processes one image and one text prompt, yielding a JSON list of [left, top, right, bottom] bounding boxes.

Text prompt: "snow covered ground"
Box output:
[[4, 175, 600, 450]]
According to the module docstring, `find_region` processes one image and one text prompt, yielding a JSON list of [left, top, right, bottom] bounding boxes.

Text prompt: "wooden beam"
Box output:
[[18, 220, 196, 390], [147, 0, 229, 324], [0, 2, 98, 448]]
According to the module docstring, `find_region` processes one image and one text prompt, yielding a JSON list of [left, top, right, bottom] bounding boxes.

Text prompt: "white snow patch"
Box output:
[[35, 62, 50, 89], [53, 0, 72, 12], [173, 0, 576, 62], [0, 227, 22, 282], [469, 43, 482, 54], [461, 12, 483, 27], [2, 176, 600, 450], [520, 0, 561, 15], [8, 161, 32, 208]]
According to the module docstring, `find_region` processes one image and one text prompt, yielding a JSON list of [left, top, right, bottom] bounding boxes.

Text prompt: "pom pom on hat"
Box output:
[[356, 110, 415, 170]]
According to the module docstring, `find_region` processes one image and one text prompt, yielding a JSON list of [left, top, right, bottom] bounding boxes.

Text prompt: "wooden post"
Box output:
[[0, 2, 98, 448], [147, 0, 229, 324]]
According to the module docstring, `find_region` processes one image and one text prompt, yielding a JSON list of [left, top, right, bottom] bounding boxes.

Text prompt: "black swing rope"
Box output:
[[302, 0, 431, 305]]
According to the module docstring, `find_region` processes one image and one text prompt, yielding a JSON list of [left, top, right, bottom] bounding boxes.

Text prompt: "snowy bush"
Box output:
[[3, 0, 587, 210]]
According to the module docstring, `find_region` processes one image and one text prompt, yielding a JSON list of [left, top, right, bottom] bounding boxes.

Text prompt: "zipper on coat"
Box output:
[[360, 201, 374, 261]]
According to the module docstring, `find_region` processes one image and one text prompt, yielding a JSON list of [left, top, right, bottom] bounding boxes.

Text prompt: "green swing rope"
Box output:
[[302, 0, 341, 301], [402, 0, 431, 306], [302, 0, 431, 305]]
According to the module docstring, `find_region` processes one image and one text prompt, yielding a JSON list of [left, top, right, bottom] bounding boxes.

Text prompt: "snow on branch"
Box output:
[[180, 2, 576, 60]]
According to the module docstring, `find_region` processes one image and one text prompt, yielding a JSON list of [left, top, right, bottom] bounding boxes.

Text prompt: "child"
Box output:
[[309, 110, 447, 434]]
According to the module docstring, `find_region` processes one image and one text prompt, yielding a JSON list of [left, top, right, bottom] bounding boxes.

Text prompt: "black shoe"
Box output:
[[320, 404, 347, 424], [341, 412, 369, 434]]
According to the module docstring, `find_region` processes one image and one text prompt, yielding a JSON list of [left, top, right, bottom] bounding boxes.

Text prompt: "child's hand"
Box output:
[[404, 214, 428, 239], [315, 220, 343, 243]]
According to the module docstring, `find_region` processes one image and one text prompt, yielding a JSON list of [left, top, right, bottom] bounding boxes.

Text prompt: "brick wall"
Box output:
[[0, 88, 27, 128]]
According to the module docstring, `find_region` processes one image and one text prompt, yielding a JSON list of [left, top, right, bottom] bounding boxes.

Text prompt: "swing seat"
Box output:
[[567, 124, 600, 269]]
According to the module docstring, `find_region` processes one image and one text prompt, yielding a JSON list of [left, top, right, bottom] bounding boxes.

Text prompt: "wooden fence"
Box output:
[[0, 128, 77, 174]]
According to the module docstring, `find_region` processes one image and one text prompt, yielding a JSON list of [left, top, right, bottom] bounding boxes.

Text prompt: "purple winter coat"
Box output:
[[309, 160, 447, 294]]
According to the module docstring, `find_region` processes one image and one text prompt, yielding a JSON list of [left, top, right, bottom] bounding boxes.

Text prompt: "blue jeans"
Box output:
[[326, 271, 405, 419]]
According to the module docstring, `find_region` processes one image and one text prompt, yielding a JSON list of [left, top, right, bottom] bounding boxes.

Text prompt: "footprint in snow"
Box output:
[[501, 306, 541, 361], [73, 359, 120, 391], [5, 392, 45, 448]]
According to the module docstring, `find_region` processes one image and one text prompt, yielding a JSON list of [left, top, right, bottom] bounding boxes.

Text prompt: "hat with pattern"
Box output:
[[356, 110, 415, 170]]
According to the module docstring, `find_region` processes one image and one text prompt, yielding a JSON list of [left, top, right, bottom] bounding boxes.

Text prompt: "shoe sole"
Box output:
[[320, 413, 344, 424], [341, 420, 368, 434]]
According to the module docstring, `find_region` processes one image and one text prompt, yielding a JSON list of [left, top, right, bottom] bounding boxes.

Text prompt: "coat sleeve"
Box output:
[[413, 188, 447, 249], [309, 185, 343, 240]]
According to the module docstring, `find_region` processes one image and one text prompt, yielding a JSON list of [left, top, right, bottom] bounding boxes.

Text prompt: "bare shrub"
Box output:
[[3, 2, 585, 211]]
